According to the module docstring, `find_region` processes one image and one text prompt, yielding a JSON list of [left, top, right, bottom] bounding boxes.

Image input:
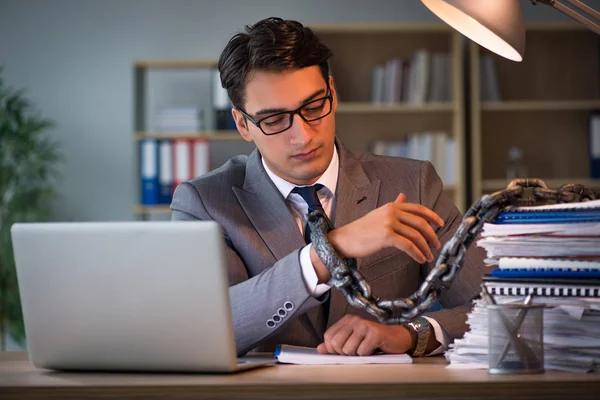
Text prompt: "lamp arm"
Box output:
[[533, 0, 600, 34], [563, 0, 600, 20]]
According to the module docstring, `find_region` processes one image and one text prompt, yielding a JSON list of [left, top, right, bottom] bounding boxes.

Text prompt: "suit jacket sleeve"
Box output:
[[170, 182, 324, 356], [418, 161, 487, 341]]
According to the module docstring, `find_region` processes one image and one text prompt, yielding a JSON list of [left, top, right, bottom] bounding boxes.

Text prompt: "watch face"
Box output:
[[412, 317, 427, 331]]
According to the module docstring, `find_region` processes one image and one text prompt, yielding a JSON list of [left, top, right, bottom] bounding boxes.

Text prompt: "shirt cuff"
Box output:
[[423, 316, 449, 356], [300, 244, 332, 298]]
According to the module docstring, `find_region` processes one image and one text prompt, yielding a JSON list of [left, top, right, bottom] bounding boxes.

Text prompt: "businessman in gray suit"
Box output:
[[171, 17, 487, 357]]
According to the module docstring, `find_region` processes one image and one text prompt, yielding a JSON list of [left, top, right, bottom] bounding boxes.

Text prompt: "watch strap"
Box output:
[[406, 316, 431, 357]]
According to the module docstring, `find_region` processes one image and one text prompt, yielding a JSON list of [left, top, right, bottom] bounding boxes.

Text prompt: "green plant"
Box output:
[[0, 67, 62, 351]]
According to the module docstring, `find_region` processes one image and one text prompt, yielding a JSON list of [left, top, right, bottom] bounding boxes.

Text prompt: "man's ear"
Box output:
[[232, 108, 254, 143], [328, 75, 338, 112]]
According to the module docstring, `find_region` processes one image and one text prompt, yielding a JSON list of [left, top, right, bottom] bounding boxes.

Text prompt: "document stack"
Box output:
[[446, 199, 600, 372]]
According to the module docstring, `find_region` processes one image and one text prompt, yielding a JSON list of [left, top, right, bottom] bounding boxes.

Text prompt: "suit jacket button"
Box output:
[[277, 308, 287, 317], [266, 319, 276, 328], [284, 301, 294, 311]]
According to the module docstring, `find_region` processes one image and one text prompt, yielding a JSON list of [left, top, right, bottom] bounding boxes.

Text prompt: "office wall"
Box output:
[[0, 0, 596, 223]]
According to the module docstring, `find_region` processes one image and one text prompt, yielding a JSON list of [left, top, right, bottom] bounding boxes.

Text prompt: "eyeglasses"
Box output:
[[238, 93, 333, 136]]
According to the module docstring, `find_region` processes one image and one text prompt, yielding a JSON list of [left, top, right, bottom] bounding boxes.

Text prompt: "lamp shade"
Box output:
[[421, 0, 526, 62]]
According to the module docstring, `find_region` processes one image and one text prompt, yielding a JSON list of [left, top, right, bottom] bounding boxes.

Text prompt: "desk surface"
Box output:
[[1, 352, 599, 400]]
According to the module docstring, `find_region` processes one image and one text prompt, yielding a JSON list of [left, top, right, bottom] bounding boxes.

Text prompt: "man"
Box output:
[[171, 17, 487, 357]]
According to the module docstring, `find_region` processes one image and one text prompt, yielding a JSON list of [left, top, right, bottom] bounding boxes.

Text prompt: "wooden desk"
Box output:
[[1, 352, 598, 399]]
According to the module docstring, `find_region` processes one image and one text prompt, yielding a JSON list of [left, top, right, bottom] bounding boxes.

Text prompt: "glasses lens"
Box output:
[[301, 97, 331, 121], [258, 96, 332, 135], [260, 113, 291, 135]]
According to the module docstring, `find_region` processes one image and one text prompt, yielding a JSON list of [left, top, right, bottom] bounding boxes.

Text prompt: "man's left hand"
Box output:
[[316, 314, 414, 356]]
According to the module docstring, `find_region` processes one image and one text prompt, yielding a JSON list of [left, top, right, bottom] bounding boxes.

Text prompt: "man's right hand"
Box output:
[[311, 193, 445, 283]]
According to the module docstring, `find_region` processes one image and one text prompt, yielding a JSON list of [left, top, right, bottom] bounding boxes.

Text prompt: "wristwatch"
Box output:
[[404, 316, 431, 357]]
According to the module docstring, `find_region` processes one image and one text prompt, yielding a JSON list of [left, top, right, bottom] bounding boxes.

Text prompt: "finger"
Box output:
[[317, 343, 328, 354], [388, 235, 428, 264], [323, 315, 353, 354], [394, 210, 442, 250], [391, 221, 434, 262], [342, 329, 368, 356], [323, 315, 351, 351], [394, 201, 445, 229], [394, 192, 407, 204], [356, 330, 380, 356], [329, 325, 354, 355]]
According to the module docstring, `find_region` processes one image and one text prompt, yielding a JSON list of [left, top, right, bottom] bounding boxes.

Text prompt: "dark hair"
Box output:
[[218, 17, 333, 110]]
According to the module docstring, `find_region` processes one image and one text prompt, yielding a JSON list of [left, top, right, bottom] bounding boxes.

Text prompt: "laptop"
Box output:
[[10, 221, 274, 372]]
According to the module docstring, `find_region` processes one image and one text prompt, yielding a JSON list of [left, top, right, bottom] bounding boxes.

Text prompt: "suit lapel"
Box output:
[[232, 144, 382, 334], [232, 150, 323, 339], [232, 150, 305, 263], [328, 142, 381, 328]]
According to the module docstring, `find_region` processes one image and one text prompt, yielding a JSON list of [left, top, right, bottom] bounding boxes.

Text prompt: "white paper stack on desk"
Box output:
[[446, 199, 600, 372]]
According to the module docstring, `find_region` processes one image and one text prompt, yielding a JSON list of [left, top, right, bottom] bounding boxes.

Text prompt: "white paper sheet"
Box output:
[[275, 345, 412, 365]]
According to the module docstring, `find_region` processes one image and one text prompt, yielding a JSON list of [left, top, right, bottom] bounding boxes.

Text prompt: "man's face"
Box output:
[[232, 66, 338, 186]]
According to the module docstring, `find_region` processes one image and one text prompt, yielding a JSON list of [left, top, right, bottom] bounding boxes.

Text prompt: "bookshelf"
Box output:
[[133, 23, 467, 215], [313, 23, 466, 211], [133, 60, 252, 217], [469, 23, 600, 205]]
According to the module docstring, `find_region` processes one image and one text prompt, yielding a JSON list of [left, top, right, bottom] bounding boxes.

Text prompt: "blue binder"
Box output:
[[494, 210, 600, 224], [490, 268, 600, 279], [140, 139, 159, 205]]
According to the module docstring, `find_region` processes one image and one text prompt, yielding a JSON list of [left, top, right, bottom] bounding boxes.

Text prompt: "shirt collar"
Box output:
[[261, 145, 339, 199]]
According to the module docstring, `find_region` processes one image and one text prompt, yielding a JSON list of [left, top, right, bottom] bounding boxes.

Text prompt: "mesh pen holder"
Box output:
[[488, 304, 545, 375]]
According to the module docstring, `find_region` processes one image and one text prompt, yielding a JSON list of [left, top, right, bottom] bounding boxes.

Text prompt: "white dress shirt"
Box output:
[[261, 147, 448, 355]]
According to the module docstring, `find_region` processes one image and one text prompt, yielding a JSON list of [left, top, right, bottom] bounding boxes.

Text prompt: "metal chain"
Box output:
[[308, 178, 599, 325]]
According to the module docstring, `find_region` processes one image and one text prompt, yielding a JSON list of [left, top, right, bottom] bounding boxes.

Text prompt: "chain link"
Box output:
[[308, 178, 599, 325]]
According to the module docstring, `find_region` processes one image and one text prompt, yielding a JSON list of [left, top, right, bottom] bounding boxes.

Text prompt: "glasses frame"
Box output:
[[238, 90, 333, 136]]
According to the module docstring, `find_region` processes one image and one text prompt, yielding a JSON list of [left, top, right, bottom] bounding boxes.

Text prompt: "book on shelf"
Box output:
[[446, 199, 600, 373], [173, 139, 192, 194], [155, 107, 204, 133], [407, 49, 430, 104], [173, 138, 211, 192], [369, 50, 450, 104], [158, 140, 173, 204], [430, 52, 452, 102], [212, 69, 236, 130], [140, 139, 160, 206], [139, 138, 211, 207], [479, 54, 501, 101], [192, 139, 210, 178], [370, 64, 385, 103], [370, 131, 455, 186]]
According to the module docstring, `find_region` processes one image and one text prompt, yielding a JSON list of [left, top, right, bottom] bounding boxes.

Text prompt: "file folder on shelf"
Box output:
[[140, 139, 159, 205]]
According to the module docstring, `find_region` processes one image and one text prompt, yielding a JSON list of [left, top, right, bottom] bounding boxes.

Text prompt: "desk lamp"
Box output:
[[420, 0, 600, 61]]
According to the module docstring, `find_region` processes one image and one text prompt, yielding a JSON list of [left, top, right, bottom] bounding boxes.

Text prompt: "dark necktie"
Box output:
[[292, 184, 332, 327], [291, 184, 325, 244]]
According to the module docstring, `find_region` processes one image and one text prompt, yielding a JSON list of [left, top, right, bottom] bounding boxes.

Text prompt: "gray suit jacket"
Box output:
[[171, 139, 487, 356]]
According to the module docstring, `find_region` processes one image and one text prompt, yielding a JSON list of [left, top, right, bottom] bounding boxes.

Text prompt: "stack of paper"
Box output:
[[447, 298, 600, 372], [446, 199, 600, 372]]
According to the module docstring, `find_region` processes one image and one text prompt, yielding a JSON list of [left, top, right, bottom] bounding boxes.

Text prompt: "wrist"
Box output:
[[310, 245, 331, 284], [326, 229, 346, 257]]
